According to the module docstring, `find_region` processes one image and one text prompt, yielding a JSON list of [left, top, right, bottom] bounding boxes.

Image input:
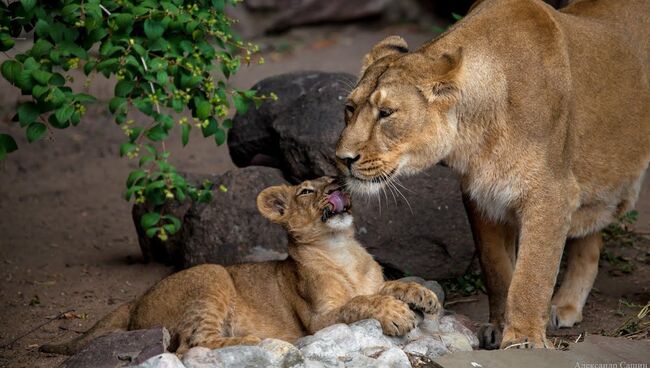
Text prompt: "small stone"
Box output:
[[259, 338, 305, 367], [299, 338, 347, 367], [402, 337, 450, 360], [210, 345, 274, 368], [438, 315, 479, 349], [349, 319, 393, 352], [342, 353, 380, 368], [181, 347, 217, 368], [133, 353, 185, 368], [375, 347, 411, 368], [440, 332, 474, 352]]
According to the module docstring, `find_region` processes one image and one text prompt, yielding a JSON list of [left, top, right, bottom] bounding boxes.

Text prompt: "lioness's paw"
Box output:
[[478, 323, 502, 350], [550, 304, 581, 329], [500, 327, 549, 349], [374, 297, 417, 336]]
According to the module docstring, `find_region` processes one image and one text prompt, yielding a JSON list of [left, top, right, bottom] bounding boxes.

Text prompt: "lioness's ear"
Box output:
[[417, 48, 463, 103], [257, 185, 290, 223], [361, 35, 409, 74]]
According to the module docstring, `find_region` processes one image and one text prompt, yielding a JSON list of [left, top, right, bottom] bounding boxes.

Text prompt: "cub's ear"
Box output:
[[417, 48, 463, 103], [361, 35, 409, 74], [257, 185, 290, 223]]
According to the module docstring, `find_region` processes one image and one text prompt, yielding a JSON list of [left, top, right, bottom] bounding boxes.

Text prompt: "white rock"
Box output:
[[402, 337, 450, 360], [342, 353, 381, 368], [440, 332, 473, 352], [259, 338, 305, 367], [181, 347, 218, 368], [313, 324, 360, 354], [349, 319, 393, 353], [438, 315, 479, 349], [375, 347, 411, 368], [210, 345, 275, 367], [134, 353, 186, 368], [299, 338, 348, 367]]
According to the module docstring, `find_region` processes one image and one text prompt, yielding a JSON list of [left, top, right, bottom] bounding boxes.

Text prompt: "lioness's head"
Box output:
[[257, 177, 353, 242], [336, 36, 463, 195]]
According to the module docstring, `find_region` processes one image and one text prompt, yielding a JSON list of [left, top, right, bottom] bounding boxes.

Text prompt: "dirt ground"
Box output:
[[1, 24, 649, 368]]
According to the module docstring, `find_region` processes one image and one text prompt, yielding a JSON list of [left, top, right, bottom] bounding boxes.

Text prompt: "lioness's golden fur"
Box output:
[[41, 177, 440, 354], [336, 0, 650, 349]]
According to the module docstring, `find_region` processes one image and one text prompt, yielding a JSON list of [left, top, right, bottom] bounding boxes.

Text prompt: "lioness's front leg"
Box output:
[[308, 294, 417, 336], [502, 193, 572, 349], [379, 281, 441, 315]]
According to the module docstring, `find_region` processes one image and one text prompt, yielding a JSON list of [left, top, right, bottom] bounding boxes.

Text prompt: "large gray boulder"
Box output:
[[134, 166, 289, 269], [227, 72, 474, 279], [228, 71, 354, 182]]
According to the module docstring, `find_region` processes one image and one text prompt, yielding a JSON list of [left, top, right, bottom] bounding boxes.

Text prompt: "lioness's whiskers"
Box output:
[[383, 169, 413, 214]]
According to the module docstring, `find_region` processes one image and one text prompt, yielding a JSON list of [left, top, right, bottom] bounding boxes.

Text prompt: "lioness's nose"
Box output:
[[336, 153, 361, 171]]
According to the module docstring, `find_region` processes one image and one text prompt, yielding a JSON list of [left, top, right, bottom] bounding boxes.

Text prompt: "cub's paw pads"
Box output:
[[550, 304, 580, 330], [375, 298, 417, 336], [478, 323, 502, 350]]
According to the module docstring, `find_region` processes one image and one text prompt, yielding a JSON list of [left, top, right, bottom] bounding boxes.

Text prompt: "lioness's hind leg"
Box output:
[[551, 232, 603, 329]]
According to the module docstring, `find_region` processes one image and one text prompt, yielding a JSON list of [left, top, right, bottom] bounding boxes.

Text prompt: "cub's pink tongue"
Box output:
[[328, 191, 346, 212]]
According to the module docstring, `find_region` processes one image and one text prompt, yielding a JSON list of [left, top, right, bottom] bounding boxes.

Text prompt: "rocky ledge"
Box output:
[[130, 279, 477, 368]]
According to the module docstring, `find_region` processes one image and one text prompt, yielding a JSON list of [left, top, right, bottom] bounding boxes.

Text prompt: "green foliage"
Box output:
[[0, 0, 276, 240], [441, 270, 485, 297]]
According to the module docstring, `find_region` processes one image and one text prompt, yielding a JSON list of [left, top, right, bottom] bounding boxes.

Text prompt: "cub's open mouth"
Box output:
[[321, 190, 351, 222]]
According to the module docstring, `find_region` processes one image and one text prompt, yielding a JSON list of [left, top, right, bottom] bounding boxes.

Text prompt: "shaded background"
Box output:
[[0, 1, 648, 367]]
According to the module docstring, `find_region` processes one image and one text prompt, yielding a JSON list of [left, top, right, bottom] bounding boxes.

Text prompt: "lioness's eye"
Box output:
[[345, 104, 355, 117], [379, 108, 394, 119], [299, 188, 314, 196]]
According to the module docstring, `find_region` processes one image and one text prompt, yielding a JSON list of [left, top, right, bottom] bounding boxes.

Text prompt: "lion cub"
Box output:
[[42, 177, 440, 354]]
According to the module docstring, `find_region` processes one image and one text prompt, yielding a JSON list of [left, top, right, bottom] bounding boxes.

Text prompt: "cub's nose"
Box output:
[[336, 153, 361, 171]]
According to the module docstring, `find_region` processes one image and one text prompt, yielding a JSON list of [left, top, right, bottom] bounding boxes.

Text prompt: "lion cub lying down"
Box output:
[[42, 177, 440, 354]]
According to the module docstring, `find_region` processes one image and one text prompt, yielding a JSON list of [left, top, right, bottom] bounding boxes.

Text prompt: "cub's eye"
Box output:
[[379, 108, 394, 119], [298, 188, 314, 196], [345, 104, 355, 117]]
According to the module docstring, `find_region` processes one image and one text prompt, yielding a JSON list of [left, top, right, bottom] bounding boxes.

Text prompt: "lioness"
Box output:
[[41, 177, 439, 355], [335, 0, 649, 349]]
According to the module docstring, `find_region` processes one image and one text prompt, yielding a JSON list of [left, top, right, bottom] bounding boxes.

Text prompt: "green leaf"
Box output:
[[17, 102, 40, 126], [109, 97, 127, 114], [232, 93, 249, 115], [140, 212, 161, 229], [156, 71, 168, 84], [48, 87, 67, 107], [451, 12, 463, 21], [1, 60, 22, 84], [30, 39, 53, 57], [214, 128, 226, 145], [74, 93, 97, 103], [127, 169, 147, 188], [181, 124, 190, 146], [146, 125, 168, 141], [134, 98, 154, 116], [31, 69, 52, 85], [144, 19, 165, 39], [32, 85, 49, 99], [0, 134, 18, 160], [145, 227, 159, 238], [54, 105, 74, 124], [21, 0, 36, 12], [115, 80, 135, 97], [195, 99, 211, 120], [163, 214, 182, 233], [26, 122, 46, 143], [119, 142, 136, 156]]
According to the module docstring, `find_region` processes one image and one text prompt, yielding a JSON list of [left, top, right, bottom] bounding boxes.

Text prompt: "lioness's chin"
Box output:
[[325, 213, 354, 230], [344, 176, 388, 196]]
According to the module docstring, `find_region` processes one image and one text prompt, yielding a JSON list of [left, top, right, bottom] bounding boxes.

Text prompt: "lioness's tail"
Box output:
[[40, 302, 133, 355]]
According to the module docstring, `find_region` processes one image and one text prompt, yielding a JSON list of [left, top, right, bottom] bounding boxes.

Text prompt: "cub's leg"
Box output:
[[379, 281, 441, 315], [550, 232, 603, 329], [463, 194, 517, 350]]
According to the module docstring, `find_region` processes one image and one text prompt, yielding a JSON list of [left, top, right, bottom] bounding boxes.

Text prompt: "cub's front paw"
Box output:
[[373, 297, 417, 336], [400, 282, 441, 315]]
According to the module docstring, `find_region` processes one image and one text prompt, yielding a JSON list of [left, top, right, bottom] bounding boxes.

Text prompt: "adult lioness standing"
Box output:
[[336, 0, 650, 349]]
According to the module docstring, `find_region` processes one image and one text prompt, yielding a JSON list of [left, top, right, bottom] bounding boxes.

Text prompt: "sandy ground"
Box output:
[[0, 23, 649, 368]]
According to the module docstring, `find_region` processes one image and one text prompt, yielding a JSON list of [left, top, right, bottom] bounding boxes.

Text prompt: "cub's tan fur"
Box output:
[[41, 177, 439, 355], [336, 0, 649, 349]]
